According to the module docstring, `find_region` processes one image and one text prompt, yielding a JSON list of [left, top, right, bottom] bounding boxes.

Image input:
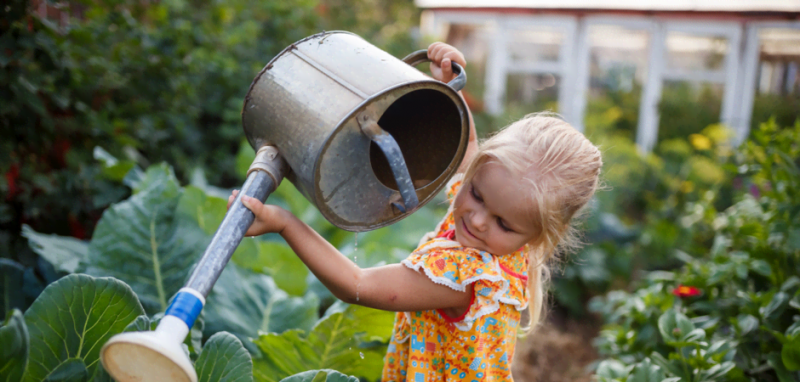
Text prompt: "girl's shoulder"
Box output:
[[401, 235, 530, 330]]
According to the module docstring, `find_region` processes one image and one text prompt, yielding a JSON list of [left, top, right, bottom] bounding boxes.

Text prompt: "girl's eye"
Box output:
[[470, 186, 483, 202], [497, 218, 514, 233]]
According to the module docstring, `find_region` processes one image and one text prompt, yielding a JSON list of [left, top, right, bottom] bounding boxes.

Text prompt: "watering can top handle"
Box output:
[[402, 49, 467, 92]]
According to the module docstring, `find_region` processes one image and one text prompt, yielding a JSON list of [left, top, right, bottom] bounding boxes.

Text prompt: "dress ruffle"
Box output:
[[400, 237, 529, 332]]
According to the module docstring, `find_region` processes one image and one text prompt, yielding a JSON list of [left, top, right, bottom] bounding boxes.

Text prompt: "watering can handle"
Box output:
[[402, 49, 467, 92]]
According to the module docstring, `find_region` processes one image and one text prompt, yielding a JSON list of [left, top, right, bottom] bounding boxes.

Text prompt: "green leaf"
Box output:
[[782, 337, 800, 371], [22, 225, 88, 273], [629, 358, 665, 382], [768, 352, 796, 382], [233, 241, 309, 296], [698, 361, 735, 380], [93, 147, 137, 182], [176, 186, 227, 236], [650, 352, 687, 380], [43, 358, 88, 382], [204, 264, 318, 354], [0, 260, 26, 318], [195, 332, 253, 382], [84, 164, 208, 313], [750, 260, 772, 277], [596, 359, 630, 379], [0, 309, 29, 382], [22, 274, 145, 382], [736, 314, 759, 335], [252, 305, 393, 382], [762, 292, 790, 322], [280, 370, 359, 382], [658, 309, 695, 345]]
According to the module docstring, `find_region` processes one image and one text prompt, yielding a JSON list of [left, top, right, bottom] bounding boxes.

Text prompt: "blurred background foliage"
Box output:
[[1, 0, 419, 265], [1, 0, 799, 380]]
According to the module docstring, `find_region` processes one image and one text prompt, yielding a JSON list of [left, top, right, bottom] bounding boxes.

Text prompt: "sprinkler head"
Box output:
[[101, 315, 197, 382]]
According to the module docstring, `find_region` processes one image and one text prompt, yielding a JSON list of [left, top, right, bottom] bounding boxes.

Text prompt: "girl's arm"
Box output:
[[230, 191, 473, 313], [427, 42, 478, 173]]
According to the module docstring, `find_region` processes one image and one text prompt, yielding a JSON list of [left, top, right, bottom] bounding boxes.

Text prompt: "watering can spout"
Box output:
[[101, 146, 288, 382]]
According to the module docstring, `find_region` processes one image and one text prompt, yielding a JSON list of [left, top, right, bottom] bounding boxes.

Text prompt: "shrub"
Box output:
[[590, 119, 800, 382]]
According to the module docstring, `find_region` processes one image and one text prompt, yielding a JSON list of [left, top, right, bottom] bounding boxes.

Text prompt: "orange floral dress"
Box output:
[[381, 175, 530, 382]]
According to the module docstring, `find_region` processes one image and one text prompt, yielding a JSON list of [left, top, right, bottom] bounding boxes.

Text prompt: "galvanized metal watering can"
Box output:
[[101, 31, 469, 382], [244, 31, 470, 230]]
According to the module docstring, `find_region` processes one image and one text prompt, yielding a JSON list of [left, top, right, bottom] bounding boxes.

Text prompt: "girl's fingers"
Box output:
[[431, 44, 446, 63], [441, 58, 453, 81], [227, 189, 239, 209], [427, 42, 443, 60], [443, 50, 466, 68]]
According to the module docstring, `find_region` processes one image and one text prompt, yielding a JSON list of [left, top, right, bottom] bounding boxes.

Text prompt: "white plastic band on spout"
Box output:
[[156, 315, 191, 344]]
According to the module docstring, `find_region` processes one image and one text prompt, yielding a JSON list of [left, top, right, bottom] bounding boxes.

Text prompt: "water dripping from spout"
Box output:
[[354, 232, 358, 265]]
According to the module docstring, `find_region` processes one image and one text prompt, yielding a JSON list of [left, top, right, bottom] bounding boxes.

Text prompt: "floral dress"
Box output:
[[381, 175, 530, 382]]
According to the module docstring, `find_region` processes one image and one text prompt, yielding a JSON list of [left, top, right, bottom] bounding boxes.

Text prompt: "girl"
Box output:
[[229, 43, 603, 381]]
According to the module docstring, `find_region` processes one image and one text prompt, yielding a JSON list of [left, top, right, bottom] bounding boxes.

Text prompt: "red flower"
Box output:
[[672, 285, 701, 298], [5, 163, 20, 200]]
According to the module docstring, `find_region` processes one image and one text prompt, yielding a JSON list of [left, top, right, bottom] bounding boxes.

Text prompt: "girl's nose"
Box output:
[[470, 209, 489, 232]]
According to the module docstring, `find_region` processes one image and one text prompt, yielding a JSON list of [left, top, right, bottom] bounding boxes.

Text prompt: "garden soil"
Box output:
[[511, 311, 601, 382]]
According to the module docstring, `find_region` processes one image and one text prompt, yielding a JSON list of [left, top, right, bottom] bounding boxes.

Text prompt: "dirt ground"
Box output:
[[511, 310, 601, 382]]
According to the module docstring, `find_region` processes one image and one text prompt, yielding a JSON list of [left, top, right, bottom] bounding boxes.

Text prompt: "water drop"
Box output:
[[354, 232, 358, 264], [359, 352, 365, 359], [355, 280, 361, 302]]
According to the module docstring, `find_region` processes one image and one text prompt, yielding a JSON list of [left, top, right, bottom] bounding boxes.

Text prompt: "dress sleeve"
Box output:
[[402, 242, 522, 330], [402, 244, 504, 292]]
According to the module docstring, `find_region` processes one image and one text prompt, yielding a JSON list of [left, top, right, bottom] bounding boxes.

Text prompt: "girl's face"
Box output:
[[453, 162, 538, 256]]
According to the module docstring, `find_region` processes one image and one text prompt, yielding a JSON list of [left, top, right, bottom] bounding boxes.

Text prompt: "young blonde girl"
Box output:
[[229, 43, 603, 382]]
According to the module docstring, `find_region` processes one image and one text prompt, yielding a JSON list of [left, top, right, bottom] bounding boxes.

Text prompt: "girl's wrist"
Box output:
[[276, 207, 298, 236]]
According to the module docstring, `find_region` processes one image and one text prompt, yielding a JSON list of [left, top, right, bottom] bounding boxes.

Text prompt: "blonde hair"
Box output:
[[461, 112, 603, 333]]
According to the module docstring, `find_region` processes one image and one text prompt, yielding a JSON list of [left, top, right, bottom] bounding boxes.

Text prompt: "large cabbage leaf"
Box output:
[[204, 264, 318, 354], [21, 225, 88, 274], [22, 274, 144, 382], [251, 305, 394, 382], [196, 332, 253, 382], [280, 370, 359, 382], [84, 164, 209, 313], [0, 309, 28, 382]]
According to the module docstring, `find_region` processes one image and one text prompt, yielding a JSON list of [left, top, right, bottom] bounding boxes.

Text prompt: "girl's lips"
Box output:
[[461, 218, 478, 240]]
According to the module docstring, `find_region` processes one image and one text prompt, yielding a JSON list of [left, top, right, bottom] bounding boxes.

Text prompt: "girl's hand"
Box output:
[[427, 42, 466, 83], [227, 189, 290, 236]]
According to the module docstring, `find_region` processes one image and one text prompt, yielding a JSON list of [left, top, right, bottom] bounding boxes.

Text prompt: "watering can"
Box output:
[[100, 31, 469, 382]]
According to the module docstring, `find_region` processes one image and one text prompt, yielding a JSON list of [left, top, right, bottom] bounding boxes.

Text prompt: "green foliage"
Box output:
[[658, 82, 723, 142], [555, 97, 740, 316], [21, 225, 87, 274], [23, 274, 145, 382], [203, 262, 319, 354], [84, 164, 209, 313], [233, 240, 310, 296], [591, 119, 800, 381], [280, 370, 360, 382], [196, 332, 254, 382], [0, 309, 29, 382], [0, 260, 27, 319], [1, 0, 420, 307], [0, 271, 256, 381], [252, 305, 395, 382]]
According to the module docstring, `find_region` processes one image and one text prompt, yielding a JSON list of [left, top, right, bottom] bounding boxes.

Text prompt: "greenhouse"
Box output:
[[417, 0, 800, 150]]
